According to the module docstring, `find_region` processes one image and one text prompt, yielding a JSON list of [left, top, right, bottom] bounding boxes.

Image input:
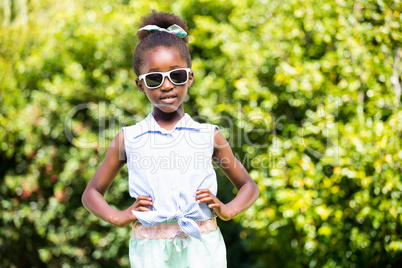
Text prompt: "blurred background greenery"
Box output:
[[1, 0, 402, 267]]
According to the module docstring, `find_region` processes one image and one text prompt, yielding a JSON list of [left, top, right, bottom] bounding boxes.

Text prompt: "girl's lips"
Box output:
[[160, 95, 177, 104]]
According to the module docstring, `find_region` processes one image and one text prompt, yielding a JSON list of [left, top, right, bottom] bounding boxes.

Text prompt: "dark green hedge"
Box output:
[[1, 0, 401, 267]]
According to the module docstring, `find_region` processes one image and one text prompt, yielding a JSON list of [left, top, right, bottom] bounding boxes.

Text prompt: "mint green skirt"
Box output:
[[129, 227, 227, 268]]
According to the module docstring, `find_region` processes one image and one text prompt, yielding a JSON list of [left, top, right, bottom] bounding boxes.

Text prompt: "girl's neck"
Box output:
[[152, 107, 185, 130]]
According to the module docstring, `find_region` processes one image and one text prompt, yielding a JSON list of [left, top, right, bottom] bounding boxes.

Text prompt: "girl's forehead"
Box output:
[[141, 46, 187, 72]]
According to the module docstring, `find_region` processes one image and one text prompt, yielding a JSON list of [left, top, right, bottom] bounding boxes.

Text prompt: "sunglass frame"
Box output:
[[138, 68, 191, 89]]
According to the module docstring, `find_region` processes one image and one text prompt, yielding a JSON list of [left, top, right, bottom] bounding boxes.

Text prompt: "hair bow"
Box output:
[[138, 24, 187, 38]]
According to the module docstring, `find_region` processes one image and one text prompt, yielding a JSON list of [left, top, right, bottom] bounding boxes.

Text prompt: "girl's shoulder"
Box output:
[[185, 115, 219, 133], [121, 113, 219, 141], [121, 115, 150, 140]]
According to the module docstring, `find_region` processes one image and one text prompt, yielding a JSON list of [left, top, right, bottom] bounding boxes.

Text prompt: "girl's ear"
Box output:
[[188, 70, 194, 87], [136, 78, 146, 94]]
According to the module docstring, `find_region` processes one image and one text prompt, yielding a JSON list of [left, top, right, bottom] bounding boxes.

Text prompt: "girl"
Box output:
[[82, 11, 259, 268]]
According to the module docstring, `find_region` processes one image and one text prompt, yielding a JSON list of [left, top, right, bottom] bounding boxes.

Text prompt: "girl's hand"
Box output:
[[131, 196, 154, 212], [195, 189, 235, 221], [111, 196, 153, 228]]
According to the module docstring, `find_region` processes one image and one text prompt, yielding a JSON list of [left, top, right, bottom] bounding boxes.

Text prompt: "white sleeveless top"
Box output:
[[122, 112, 218, 240]]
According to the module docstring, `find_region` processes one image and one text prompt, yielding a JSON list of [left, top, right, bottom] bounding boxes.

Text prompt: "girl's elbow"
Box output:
[[254, 184, 260, 199], [250, 181, 259, 200], [81, 193, 87, 208], [81, 188, 90, 208]]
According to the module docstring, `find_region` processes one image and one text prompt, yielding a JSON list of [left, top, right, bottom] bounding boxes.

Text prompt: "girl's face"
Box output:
[[136, 46, 193, 115]]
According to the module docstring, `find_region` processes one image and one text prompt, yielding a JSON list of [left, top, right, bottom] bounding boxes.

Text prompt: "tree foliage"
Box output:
[[1, 0, 402, 267]]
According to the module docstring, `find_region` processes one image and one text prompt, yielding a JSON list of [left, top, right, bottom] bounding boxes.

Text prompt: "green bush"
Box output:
[[1, 0, 401, 267]]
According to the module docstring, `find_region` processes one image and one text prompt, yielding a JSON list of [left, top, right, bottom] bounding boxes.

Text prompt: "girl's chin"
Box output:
[[154, 105, 182, 114]]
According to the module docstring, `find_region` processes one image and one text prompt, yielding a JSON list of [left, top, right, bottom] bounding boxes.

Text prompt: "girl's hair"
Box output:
[[133, 11, 191, 76]]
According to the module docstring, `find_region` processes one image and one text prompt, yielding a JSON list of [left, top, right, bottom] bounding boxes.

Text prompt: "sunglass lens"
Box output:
[[170, 70, 188, 84], [145, 73, 163, 87]]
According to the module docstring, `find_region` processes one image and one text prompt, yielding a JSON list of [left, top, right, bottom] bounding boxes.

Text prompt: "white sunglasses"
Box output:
[[138, 68, 191, 89]]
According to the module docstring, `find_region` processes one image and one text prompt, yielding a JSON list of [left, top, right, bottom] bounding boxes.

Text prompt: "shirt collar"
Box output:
[[146, 112, 198, 134]]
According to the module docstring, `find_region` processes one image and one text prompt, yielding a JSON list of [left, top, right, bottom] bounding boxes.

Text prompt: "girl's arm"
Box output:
[[195, 129, 259, 221], [81, 130, 153, 227]]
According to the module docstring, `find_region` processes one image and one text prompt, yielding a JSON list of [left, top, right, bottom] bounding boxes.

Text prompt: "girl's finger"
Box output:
[[196, 197, 214, 204], [196, 189, 211, 195], [138, 200, 153, 206], [208, 204, 220, 208], [137, 207, 152, 211], [195, 193, 211, 200], [137, 196, 152, 201]]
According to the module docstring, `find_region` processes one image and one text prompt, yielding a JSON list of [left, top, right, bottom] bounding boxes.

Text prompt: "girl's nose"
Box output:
[[160, 77, 174, 90]]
